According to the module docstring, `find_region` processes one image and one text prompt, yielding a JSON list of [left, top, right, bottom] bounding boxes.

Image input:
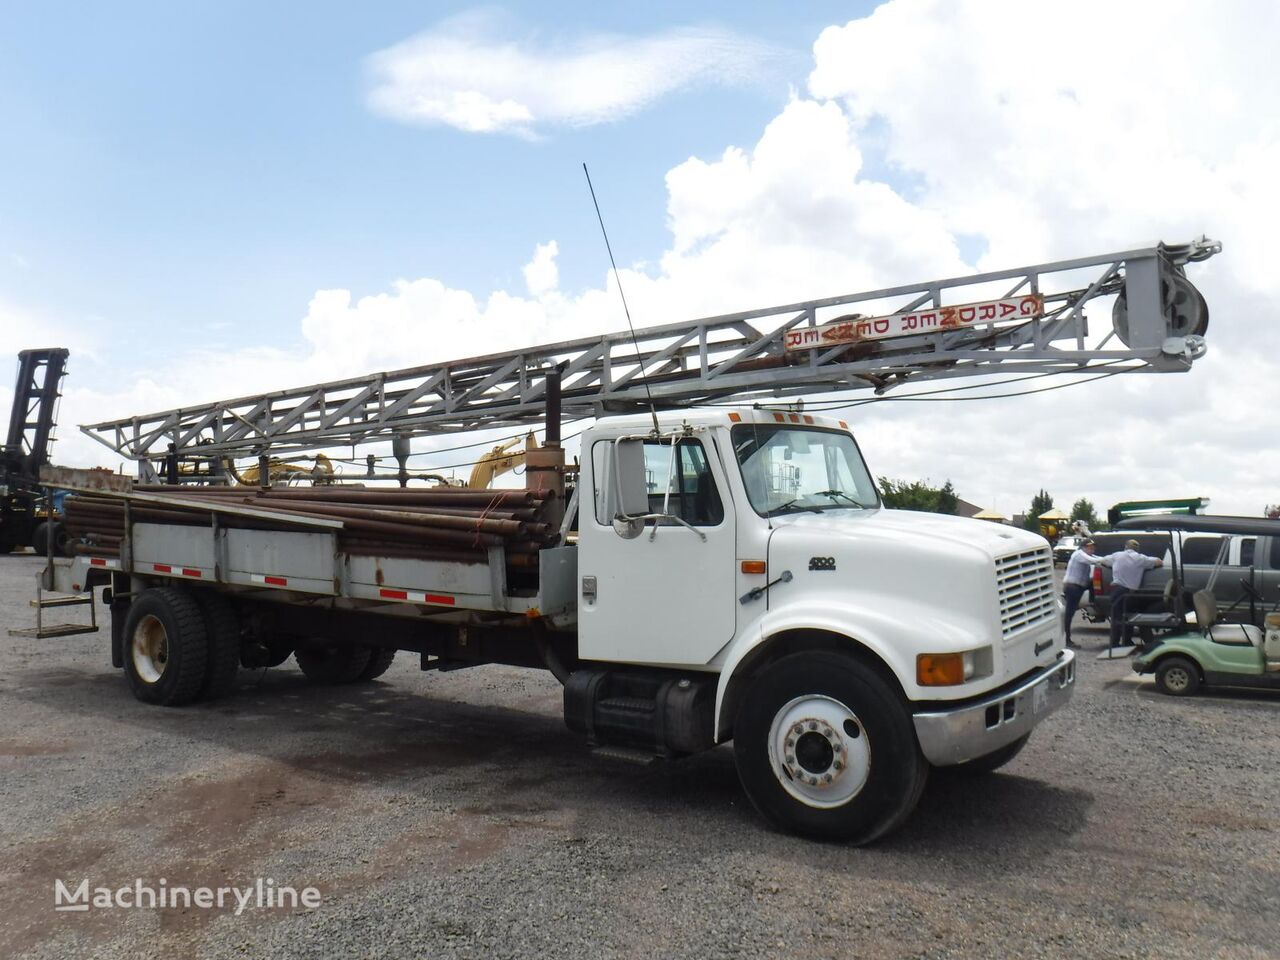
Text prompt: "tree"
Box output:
[[1024, 489, 1054, 532], [1070, 497, 1100, 531], [937, 480, 959, 516], [879, 477, 960, 514]]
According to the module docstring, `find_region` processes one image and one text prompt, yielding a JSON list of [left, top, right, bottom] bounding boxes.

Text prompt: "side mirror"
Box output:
[[611, 439, 650, 539]]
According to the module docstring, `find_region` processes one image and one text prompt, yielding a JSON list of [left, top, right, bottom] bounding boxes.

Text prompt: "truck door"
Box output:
[[1262, 538, 1280, 608], [577, 435, 737, 667]]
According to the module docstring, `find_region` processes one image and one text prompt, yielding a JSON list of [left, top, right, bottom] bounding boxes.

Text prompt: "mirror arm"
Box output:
[[614, 512, 708, 542]]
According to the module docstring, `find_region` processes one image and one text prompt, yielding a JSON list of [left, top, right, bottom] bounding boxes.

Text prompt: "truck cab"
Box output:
[[568, 408, 1075, 840]]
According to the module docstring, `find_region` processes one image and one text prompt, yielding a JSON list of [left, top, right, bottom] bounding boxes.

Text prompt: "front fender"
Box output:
[[1134, 634, 1213, 674], [713, 597, 984, 740]]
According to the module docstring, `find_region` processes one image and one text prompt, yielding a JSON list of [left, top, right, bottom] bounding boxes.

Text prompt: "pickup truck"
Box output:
[[1084, 530, 1280, 623]]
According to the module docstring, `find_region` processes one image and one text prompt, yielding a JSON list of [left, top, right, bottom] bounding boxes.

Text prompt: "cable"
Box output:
[[234, 419, 589, 468], [583, 162, 660, 435], [720, 362, 1137, 416], [819, 369, 1131, 409], [357, 428, 589, 475]]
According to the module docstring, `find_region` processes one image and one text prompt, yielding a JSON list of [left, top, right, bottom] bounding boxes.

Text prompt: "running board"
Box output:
[[591, 745, 661, 766]]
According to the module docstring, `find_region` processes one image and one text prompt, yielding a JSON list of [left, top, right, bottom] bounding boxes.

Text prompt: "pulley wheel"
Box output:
[[1113, 271, 1209, 347]]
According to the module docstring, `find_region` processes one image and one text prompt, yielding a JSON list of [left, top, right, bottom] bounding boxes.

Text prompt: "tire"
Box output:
[[294, 642, 373, 684], [1155, 655, 1201, 697], [122, 588, 209, 706], [32, 521, 67, 557], [357, 647, 396, 681], [194, 592, 241, 700], [936, 734, 1030, 775], [241, 634, 295, 669], [732, 651, 928, 844]]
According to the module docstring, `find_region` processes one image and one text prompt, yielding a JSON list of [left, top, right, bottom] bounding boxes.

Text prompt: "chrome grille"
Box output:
[[995, 548, 1057, 638]]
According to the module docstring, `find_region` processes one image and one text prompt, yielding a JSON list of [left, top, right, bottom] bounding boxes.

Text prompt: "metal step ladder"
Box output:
[[8, 581, 98, 639]]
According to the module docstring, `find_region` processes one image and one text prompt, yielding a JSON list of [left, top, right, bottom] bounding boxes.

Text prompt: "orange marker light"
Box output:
[[728, 412, 742, 423], [803, 415, 814, 425], [839, 420, 849, 430], [917, 653, 966, 686], [740, 560, 767, 575], [773, 412, 785, 423]]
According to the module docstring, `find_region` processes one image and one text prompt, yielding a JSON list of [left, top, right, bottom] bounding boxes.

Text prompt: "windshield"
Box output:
[[731, 424, 880, 516]]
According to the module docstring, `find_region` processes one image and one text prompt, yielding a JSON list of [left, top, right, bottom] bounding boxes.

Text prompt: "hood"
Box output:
[[763, 508, 1061, 682], [767, 507, 1046, 561]]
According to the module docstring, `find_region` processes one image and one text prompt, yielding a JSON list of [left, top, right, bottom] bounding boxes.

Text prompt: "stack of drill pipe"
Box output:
[[64, 486, 560, 567]]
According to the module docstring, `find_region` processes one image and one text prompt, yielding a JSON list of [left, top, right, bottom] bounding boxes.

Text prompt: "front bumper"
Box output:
[[912, 650, 1076, 766]]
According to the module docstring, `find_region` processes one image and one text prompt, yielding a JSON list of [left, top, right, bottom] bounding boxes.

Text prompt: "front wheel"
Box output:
[[733, 652, 927, 844], [1155, 656, 1201, 696], [936, 734, 1030, 776]]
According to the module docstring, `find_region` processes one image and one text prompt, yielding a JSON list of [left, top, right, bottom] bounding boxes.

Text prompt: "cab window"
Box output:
[[591, 438, 724, 526], [642, 440, 724, 525]]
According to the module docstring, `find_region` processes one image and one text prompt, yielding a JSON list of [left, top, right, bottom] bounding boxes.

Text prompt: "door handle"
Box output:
[[582, 576, 597, 604]]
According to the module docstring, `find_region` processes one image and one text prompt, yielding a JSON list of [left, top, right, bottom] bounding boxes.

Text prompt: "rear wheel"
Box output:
[[295, 642, 373, 684], [122, 588, 209, 705], [1155, 656, 1201, 696], [194, 593, 241, 700], [733, 652, 927, 844], [357, 647, 396, 681]]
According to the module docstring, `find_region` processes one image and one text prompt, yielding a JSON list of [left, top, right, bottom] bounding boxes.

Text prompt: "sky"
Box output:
[[1, 0, 1278, 518]]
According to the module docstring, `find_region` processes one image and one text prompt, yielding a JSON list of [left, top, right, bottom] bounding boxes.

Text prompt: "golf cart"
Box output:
[[1120, 515, 1280, 695]]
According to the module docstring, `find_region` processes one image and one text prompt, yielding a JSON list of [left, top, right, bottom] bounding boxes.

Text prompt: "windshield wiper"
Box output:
[[815, 489, 872, 508], [767, 499, 824, 516]]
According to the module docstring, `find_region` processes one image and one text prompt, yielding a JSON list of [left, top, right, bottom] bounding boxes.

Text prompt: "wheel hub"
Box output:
[[768, 695, 871, 808], [131, 614, 169, 684]]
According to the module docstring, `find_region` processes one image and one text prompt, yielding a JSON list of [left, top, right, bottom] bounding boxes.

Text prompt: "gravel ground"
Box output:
[[1, 551, 1278, 959]]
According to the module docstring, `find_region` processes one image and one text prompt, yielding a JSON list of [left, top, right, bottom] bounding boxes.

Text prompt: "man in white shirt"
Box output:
[[1062, 538, 1107, 647], [1105, 539, 1165, 648]]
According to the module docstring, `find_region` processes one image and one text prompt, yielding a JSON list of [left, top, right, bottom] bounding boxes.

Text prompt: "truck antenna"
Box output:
[[582, 162, 660, 436]]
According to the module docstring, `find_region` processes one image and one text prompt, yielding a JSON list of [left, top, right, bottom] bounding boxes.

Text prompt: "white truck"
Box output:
[[45, 408, 1072, 844], [30, 239, 1220, 842]]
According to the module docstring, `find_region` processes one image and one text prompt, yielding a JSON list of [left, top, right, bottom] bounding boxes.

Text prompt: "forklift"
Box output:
[[1, 348, 69, 555]]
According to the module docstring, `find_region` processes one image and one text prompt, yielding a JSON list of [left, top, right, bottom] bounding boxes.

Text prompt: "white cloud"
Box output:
[[366, 13, 777, 136], [522, 241, 559, 298], [17, 3, 1280, 518]]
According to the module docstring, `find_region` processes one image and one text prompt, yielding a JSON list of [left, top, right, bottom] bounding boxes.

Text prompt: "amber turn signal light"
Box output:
[[917, 652, 966, 686], [740, 560, 767, 575]]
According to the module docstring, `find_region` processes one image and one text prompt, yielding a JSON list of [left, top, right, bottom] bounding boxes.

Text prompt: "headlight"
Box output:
[[917, 647, 993, 686]]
